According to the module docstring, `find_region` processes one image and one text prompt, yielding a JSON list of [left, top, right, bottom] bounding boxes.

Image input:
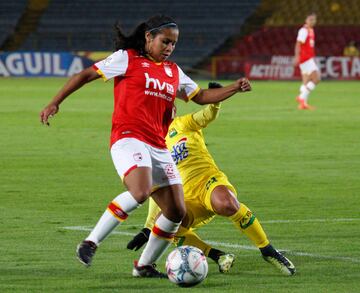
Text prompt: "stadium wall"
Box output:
[[0, 51, 95, 77], [1, 51, 359, 80], [211, 55, 360, 80]]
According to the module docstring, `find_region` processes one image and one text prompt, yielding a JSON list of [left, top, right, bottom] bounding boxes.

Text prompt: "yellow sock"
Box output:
[[229, 203, 269, 248], [144, 198, 161, 230], [174, 226, 212, 256]]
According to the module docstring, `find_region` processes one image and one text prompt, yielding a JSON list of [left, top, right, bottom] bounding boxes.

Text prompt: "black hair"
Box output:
[[114, 15, 177, 54]]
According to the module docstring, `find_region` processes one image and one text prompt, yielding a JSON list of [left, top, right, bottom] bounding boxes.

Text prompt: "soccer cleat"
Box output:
[[296, 96, 314, 110], [76, 240, 97, 267], [261, 245, 296, 276], [132, 260, 168, 278], [218, 253, 236, 273]]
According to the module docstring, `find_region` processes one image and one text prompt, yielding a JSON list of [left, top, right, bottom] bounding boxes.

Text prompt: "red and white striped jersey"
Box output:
[[93, 49, 200, 148], [297, 26, 316, 64]]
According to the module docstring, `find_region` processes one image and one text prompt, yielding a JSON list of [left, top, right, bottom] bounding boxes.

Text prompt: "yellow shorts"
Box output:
[[182, 171, 237, 230]]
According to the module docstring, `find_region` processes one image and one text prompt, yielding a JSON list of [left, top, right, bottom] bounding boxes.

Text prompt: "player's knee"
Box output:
[[219, 199, 239, 217], [129, 187, 152, 203], [212, 193, 239, 217], [312, 72, 321, 84], [172, 205, 186, 223], [163, 204, 186, 223]]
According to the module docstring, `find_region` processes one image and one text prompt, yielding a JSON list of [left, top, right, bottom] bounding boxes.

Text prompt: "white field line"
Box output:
[[260, 218, 360, 224], [65, 218, 360, 230], [62, 222, 360, 264]]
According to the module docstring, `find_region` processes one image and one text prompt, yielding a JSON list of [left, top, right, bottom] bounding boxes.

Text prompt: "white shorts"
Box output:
[[299, 58, 319, 75], [110, 137, 182, 191]]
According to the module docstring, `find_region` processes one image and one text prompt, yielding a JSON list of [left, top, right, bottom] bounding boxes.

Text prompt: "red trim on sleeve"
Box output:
[[92, 64, 99, 70]]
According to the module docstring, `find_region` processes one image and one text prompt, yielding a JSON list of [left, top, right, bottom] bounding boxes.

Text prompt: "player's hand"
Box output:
[[40, 103, 59, 126], [126, 228, 150, 251], [235, 78, 251, 92], [208, 81, 223, 89]]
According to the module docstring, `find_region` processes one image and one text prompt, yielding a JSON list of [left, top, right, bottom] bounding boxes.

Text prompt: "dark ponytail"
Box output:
[[113, 15, 177, 54]]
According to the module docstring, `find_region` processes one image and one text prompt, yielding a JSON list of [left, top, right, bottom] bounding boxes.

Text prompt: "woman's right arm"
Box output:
[[40, 66, 100, 125]]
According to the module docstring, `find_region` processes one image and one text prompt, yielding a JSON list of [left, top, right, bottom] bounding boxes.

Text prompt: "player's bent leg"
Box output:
[[210, 185, 240, 216], [310, 69, 321, 84], [77, 167, 152, 267], [226, 201, 296, 275], [133, 185, 184, 277], [210, 186, 296, 275], [210, 186, 269, 248]]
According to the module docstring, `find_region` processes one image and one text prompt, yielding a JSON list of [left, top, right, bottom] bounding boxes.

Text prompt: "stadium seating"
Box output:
[[224, 26, 360, 58], [217, 0, 360, 59], [265, 0, 360, 26], [0, 1, 28, 47], [20, 0, 261, 68]]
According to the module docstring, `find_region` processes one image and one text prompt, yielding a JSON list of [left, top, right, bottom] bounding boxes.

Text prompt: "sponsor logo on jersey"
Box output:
[[141, 62, 150, 68], [169, 128, 178, 138], [171, 137, 188, 165], [205, 176, 218, 190], [164, 65, 173, 77], [144, 73, 174, 95]]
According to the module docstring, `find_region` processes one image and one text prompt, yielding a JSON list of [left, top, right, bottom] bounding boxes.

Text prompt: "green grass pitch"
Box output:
[[1, 78, 360, 292]]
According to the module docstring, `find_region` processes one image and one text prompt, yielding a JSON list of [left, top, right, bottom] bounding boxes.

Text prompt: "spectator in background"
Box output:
[[343, 41, 359, 57]]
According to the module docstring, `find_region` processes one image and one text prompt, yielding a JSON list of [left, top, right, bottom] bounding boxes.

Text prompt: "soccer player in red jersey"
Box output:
[[294, 12, 320, 110], [39, 15, 251, 277]]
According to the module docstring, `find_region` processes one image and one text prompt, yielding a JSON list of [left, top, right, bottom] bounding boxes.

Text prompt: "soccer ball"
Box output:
[[165, 245, 208, 287]]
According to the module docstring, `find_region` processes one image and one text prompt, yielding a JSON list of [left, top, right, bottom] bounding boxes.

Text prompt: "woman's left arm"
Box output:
[[192, 78, 251, 105]]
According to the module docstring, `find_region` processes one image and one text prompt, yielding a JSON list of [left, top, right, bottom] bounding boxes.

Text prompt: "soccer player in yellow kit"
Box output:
[[128, 82, 296, 276]]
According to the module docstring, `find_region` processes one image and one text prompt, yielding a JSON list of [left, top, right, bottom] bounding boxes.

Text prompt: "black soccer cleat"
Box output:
[[76, 240, 97, 267], [260, 244, 296, 276], [132, 260, 168, 278]]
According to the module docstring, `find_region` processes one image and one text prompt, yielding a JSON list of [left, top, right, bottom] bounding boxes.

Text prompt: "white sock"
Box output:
[[86, 191, 140, 245], [137, 214, 180, 266], [299, 84, 310, 101], [306, 81, 316, 91], [300, 81, 316, 102]]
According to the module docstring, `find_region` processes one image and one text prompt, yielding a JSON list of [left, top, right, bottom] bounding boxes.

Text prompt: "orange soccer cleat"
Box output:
[[296, 96, 315, 110]]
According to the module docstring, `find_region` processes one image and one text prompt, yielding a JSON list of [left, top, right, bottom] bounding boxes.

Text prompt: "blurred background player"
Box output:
[[127, 82, 296, 276], [294, 12, 320, 110]]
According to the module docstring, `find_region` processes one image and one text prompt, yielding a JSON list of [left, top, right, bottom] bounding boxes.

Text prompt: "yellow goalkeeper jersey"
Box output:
[[166, 103, 221, 196]]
